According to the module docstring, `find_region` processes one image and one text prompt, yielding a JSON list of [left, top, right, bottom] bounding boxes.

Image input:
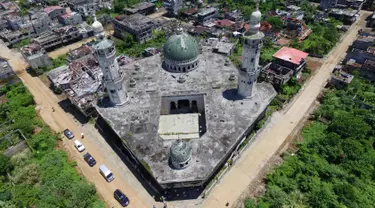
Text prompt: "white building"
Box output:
[[93, 38, 128, 106], [237, 3, 264, 98]]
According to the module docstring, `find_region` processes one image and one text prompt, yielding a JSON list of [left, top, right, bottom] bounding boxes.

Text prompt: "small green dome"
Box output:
[[163, 32, 198, 62]]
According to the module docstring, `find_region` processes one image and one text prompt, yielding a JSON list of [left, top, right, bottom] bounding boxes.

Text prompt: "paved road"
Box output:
[[201, 11, 370, 208], [47, 30, 113, 59], [0, 44, 157, 208]]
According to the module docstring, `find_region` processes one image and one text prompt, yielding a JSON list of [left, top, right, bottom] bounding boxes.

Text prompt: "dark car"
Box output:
[[83, 153, 96, 167], [63, 129, 74, 139], [114, 189, 129, 207]]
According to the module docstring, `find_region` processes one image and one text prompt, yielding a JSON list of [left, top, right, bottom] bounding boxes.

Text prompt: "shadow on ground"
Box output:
[[58, 99, 89, 124]]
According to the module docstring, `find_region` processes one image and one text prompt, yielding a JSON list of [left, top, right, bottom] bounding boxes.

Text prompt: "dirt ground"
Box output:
[[0, 42, 156, 208], [201, 11, 371, 208], [305, 56, 323, 73]]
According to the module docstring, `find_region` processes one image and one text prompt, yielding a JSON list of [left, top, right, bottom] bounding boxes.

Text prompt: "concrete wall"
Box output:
[[160, 94, 205, 115]]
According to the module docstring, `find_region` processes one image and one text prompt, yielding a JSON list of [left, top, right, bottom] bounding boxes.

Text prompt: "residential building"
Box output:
[[0, 1, 19, 16], [215, 19, 234, 29], [196, 7, 218, 25], [352, 35, 375, 50], [112, 14, 158, 43], [260, 47, 309, 88], [182, 8, 198, 20], [320, 0, 364, 10], [30, 12, 51, 34], [68, 0, 95, 18], [43, 6, 66, 19], [328, 8, 358, 24], [0, 19, 7, 30], [164, 0, 183, 16], [125, 2, 155, 15], [33, 25, 81, 51], [0, 57, 14, 80], [225, 10, 243, 22], [21, 42, 52, 69], [47, 54, 102, 116], [284, 18, 312, 41], [58, 12, 83, 25], [345, 35, 375, 64], [367, 12, 375, 28], [330, 66, 354, 88], [67, 44, 94, 62]]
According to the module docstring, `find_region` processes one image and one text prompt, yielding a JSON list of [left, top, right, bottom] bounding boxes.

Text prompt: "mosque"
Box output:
[[92, 6, 276, 194]]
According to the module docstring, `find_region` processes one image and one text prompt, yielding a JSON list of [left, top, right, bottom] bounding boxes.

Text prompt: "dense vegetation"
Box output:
[[0, 83, 104, 208], [245, 74, 375, 207], [290, 22, 340, 57]]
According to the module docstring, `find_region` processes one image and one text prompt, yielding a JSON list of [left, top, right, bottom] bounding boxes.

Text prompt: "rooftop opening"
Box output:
[[159, 94, 207, 140]]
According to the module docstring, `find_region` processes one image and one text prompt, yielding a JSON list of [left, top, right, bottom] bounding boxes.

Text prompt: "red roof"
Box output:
[[44, 6, 63, 14], [260, 21, 272, 32], [216, 19, 234, 27], [273, 47, 309, 65], [183, 8, 198, 15]]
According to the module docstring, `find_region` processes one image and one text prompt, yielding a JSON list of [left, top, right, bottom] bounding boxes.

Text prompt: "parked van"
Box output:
[[99, 164, 114, 182]]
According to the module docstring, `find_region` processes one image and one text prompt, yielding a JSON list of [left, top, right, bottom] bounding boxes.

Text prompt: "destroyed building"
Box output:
[[67, 44, 94, 62], [29, 11, 51, 34], [47, 54, 103, 116], [330, 66, 354, 89], [58, 12, 83, 26], [21, 42, 52, 69], [124, 2, 155, 15], [43, 6, 66, 19], [112, 14, 159, 43], [260, 47, 308, 88], [164, 0, 183, 16], [196, 7, 218, 25], [33, 25, 81, 51], [0, 57, 14, 80]]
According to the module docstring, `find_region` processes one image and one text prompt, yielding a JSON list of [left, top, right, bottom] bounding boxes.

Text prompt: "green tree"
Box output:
[[266, 16, 283, 31], [0, 155, 11, 175]]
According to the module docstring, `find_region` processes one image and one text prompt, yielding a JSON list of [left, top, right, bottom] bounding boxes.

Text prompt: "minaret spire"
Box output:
[[236, 1, 265, 98]]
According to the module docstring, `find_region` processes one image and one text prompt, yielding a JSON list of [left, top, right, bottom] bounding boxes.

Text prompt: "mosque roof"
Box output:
[[163, 31, 199, 62]]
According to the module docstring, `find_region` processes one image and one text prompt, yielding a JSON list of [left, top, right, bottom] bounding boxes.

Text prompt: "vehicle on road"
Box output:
[[83, 152, 96, 167], [63, 129, 74, 139], [74, 140, 85, 152], [114, 189, 129, 207], [99, 164, 114, 182]]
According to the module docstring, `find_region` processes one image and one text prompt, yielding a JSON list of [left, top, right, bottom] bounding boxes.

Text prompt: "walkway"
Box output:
[[201, 11, 370, 208]]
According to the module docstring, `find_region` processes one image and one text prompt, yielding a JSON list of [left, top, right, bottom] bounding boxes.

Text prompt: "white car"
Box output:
[[74, 140, 85, 152]]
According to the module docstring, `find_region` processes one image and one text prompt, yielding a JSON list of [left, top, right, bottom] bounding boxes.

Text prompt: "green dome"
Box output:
[[163, 32, 198, 62]]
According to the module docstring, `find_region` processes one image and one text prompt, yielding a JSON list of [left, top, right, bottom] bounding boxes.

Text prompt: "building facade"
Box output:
[[164, 0, 183, 16], [43, 6, 66, 19], [237, 7, 263, 98], [21, 42, 52, 69], [58, 12, 83, 25], [112, 14, 157, 43], [30, 12, 51, 34], [93, 38, 128, 105], [0, 58, 13, 80]]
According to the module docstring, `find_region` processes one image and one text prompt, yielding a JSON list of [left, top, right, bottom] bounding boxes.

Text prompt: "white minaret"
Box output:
[[237, 1, 264, 98], [92, 14, 105, 40], [94, 38, 128, 106]]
